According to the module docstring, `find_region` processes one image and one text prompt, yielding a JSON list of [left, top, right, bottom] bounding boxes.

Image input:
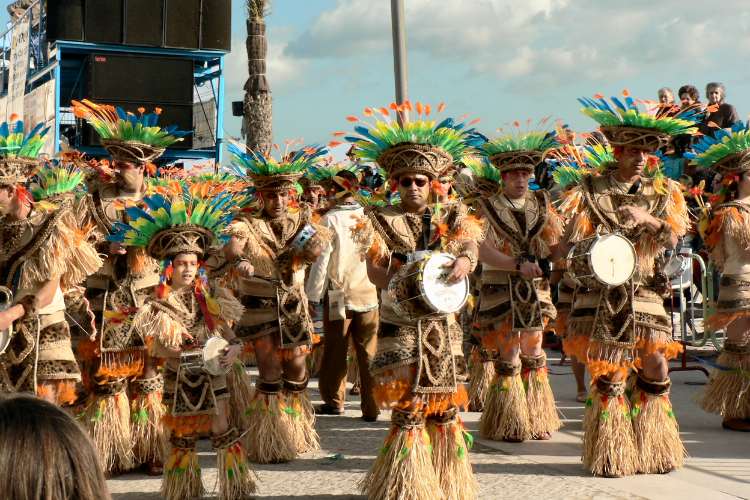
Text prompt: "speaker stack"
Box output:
[[46, 0, 232, 51]]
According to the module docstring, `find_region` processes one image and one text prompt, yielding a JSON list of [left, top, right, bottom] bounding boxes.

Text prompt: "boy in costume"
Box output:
[[223, 141, 330, 463], [474, 126, 563, 442], [688, 121, 750, 431], [72, 99, 188, 474], [556, 92, 698, 476], [343, 101, 483, 500], [111, 186, 256, 500], [0, 120, 101, 406]]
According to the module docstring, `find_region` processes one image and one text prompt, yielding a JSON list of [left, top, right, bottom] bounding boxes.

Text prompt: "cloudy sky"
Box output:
[[3, 0, 749, 155], [223, 0, 750, 151]]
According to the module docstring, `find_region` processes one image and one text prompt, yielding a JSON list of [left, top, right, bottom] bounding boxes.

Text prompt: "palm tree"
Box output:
[[243, 0, 272, 153]]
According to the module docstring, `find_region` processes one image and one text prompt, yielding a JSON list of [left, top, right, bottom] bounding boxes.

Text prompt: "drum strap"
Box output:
[[420, 209, 432, 251]]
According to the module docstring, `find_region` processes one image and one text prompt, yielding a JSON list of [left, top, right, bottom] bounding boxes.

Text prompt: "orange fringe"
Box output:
[[373, 370, 469, 416], [480, 318, 513, 353], [37, 380, 78, 406], [633, 337, 684, 369], [163, 413, 212, 437], [706, 310, 750, 332], [128, 248, 148, 275], [77, 337, 99, 361], [279, 345, 311, 361], [96, 350, 145, 379], [554, 309, 569, 338]]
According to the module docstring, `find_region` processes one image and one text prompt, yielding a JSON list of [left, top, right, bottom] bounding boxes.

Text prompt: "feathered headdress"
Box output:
[[30, 157, 85, 204], [303, 158, 360, 192], [228, 139, 327, 192], [335, 101, 485, 179], [72, 99, 189, 165], [579, 90, 701, 151], [480, 119, 559, 173], [460, 156, 501, 197], [108, 185, 234, 261], [685, 120, 750, 174], [0, 117, 49, 184]]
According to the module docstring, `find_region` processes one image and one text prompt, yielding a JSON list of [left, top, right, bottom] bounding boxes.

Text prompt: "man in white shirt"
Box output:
[[306, 169, 380, 421]]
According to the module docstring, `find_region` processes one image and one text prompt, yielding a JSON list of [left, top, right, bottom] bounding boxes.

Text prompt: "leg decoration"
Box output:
[[360, 408, 438, 500], [631, 375, 685, 474], [244, 379, 297, 463], [700, 342, 750, 419], [226, 361, 255, 430], [582, 377, 638, 477], [479, 360, 530, 442], [130, 375, 166, 466], [521, 353, 561, 438], [468, 347, 494, 412], [427, 407, 478, 500], [212, 427, 258, 500], [162, 436, 203, 500], [283, 377, 320, 454], [81, 378, 134, 473]]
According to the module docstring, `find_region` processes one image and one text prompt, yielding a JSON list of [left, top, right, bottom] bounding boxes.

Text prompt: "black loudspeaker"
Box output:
[[124, 0, 164, 46], [87, 53, 193, 104], [82, 101, 193, 150], [164, 0, 200, 49], [47, 0, 84, 42], [84, 0, 123, 44], [200, 0, 231, 51]]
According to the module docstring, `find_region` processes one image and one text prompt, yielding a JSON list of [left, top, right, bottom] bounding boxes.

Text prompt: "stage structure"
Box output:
[[0, 0, 230, 162]]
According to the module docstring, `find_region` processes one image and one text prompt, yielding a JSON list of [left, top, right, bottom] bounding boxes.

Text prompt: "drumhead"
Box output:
[[419, 253, 469, 314], [202, 336, 230, 376], [589, 233, 636, 286]]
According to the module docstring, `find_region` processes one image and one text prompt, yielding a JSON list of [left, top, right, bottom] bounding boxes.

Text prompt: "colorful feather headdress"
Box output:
[[457, 156, 501, 198], [108, 184, 234, 261], [303, 158, 360, 191], [685, 120, 750, 174], [481, 119, 559, 173], [579, 90, 701, 151], [228, 139, 327, 192], [72, 99, 189, 165], [335, 101, 485, 179], [0, 117, 49, 184], [30, 156, 86, 204]]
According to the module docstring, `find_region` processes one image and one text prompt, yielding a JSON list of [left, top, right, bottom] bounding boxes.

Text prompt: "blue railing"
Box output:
[[0, 0, 48, 97]]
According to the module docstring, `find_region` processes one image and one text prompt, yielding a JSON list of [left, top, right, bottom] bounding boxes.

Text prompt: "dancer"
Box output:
[[73, 99, 188, 474], [344, 102, 484, 500], [0, 120, 101, 406], [305, 163, 380, 421], [224, 141, 329, 463], [556, 92, 698, 476], [474, 127, 563, 442], [111, 187, 256, 500], [689, 121, 750, 431]]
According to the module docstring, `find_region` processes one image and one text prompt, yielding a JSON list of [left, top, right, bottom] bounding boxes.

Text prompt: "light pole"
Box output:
[[390, 0, 408, 124]]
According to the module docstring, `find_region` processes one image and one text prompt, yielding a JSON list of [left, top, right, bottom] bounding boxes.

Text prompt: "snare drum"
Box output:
[[179, 336, 230, 376], [567, 232, 637, 289], [388, 252, 469, 321]]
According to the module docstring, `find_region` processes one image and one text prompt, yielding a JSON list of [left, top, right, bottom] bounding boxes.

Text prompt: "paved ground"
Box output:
[[107, 350, 750, 499]]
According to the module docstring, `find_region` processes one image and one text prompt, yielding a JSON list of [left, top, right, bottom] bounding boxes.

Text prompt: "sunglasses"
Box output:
[[399, 177, 429, 188]]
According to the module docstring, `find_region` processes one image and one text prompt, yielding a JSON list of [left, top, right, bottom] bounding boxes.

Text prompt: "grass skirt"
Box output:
[[479, 362, 531, 442], [700, 343, 750, 419], [81, 383, 134, 473], [213, 431, 258, 499], [162, 442, 203, 500], [468, 347, 493, 412], [427, 411, 478, 500], [244, 384, 297, 463], [130, 379, 166, 466], [522, 354, 561, 437], [283, 387, 320, 454]]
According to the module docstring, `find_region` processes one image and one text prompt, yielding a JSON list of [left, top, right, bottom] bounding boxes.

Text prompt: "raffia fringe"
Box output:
[[523, 365, 562, 436], [81, 392, 134, 473], [37, 379, 77, 406], [226, 362, 255, 430], [130, 390, 167, 465], [162, 446, 203, 500], [468, 358, 494, 412], [359, 425, 438, 500], [215, 442, 258, 499], [582, 388, 638, 477], [96, 350, 145, 379], [631, 387, 685, 473], [706, 310, 750, 333], [283, 389, 320, 454], [479, 373, 531, 441], [132, 305, 183, 352], [700, 349, 750, 419], [427, 417, 478, 500], [243, 391, 297, 463]]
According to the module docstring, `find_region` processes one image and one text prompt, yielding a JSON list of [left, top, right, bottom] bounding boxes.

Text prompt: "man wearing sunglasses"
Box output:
[[473, 139, 564, 445]]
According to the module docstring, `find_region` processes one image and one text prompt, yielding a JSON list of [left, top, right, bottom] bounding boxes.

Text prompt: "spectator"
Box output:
[[678, 85, 700, 109], [658, 87, 675, 105], [705, 82, 740, 132], [0, 395, 110, 500]]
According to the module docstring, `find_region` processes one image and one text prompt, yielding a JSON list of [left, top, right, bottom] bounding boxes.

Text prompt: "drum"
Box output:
[[179, 336, 230, 376], [388, 252, 469, 321], [0, 286, 14, 355], [567, 233, 637, 289]]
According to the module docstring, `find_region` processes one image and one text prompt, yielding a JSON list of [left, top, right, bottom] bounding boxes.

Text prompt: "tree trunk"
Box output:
[[243, 5, 272, 153]]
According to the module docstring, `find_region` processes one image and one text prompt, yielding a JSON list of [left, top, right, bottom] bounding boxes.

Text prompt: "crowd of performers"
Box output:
[[0, 91, 748, 500]]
